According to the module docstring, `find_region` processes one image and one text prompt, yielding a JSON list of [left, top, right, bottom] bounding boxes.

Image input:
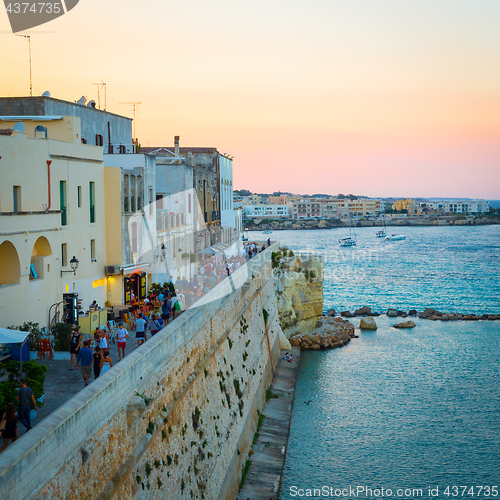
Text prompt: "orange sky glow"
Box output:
[[1, 0, 499, 198]]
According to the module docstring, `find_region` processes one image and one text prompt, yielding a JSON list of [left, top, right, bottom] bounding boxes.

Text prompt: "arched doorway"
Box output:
[[0, 241, 21, 285], [30, 236, 52, 280]]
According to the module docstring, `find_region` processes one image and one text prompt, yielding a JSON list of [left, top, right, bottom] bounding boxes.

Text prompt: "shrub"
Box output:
[[181, 252, 190, 259], [0, 360, 47, 410], [51, 322, 72, 352]]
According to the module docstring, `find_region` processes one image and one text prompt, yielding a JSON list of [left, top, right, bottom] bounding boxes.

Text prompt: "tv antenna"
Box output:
[[92, 80, 107, 110], [120, 101, 141, 141], [15, 34, 32, 96]]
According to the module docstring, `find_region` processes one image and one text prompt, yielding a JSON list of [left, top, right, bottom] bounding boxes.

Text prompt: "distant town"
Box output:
[[234, 190, 499, 229]]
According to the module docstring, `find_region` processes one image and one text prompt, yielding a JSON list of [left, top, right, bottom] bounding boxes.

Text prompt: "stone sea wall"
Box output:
[[0, 245, 283, 500]]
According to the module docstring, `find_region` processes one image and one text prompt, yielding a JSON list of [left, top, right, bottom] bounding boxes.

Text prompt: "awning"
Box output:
[[0, 328, 30, 345], [199, 243, 229, 255]]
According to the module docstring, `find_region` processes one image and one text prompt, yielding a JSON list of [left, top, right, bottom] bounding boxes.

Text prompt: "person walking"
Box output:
[[69, 327, 81, 370], [135, 314, 147, 347], [98, 327, 109, 352], [16, 378, 37, 430], [77, 340, 93, 386], [100, 350, 113, 375], [93, 346, 102, 379], [161, 297, 171, 326], [116, 323, 128, 360], [0, 403, 18, 451]]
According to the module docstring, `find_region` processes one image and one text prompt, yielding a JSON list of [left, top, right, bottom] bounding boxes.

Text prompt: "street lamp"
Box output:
[[61, 256, 79, 277]]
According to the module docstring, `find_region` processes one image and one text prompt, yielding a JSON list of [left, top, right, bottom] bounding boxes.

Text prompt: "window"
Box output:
[[60, 181, 67, 225], [90, 239, 96, 261], [156, 194, 164, 209], [123, 196, 129, 212], [149, 188, 153, 215], [13, 186, 21, 212], [89, 182, 95, 223], [131, 196, 136, 212], [137, 196, 142, 211], [95, 134, 104, 146], [77, 186, 82, 208], [93, 278, 105, 288], [119, 145, 126, 154], [61, 243, 67, 267]]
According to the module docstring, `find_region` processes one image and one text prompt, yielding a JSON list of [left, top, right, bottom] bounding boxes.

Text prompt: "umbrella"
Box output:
[[0, 327, 30, 375]]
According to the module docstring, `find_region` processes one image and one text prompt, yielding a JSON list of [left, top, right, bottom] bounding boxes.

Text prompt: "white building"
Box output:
[[243, 204, 289, 218], [419, 200, 490, 214]]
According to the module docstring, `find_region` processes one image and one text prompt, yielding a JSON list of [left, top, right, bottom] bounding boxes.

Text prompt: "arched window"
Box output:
[[30, 236, 52, 281], [0, 241, 21, 285]]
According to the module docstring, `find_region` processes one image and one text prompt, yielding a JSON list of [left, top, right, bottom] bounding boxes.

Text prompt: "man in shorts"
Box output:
[[116, 323, 128, 360], [77, 341, 93, 386], [135, 314, 147, 347]]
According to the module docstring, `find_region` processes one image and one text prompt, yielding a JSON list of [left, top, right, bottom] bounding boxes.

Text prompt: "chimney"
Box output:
[[174, 135, 180, 156]]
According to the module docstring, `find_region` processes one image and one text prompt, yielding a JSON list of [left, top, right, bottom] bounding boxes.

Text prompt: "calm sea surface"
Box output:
[[251, 226, 500, 500]]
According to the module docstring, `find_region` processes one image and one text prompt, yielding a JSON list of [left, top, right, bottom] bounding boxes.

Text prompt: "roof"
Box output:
[[141, 147, 218, 155], [0, 327, 30, 345]]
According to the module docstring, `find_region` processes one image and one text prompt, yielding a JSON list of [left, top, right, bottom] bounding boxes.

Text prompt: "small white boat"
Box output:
[[386, 234, 407, 241], [339, 237, 356, 247], [340, 213, 357, 246], [263, 229, 272, 234], [376, 230, 386, 238]]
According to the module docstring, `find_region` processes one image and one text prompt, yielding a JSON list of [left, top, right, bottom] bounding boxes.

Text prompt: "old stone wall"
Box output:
[[274, 253, 324, 337], [0, 246, 282, 500]]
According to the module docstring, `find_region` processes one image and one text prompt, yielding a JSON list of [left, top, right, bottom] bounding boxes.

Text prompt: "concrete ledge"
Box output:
[[237, 347, 300, 500]]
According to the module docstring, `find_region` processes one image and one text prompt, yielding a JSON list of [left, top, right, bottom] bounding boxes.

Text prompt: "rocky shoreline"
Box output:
[[333, 306, 500, 322], [246, 216, 500, 232]]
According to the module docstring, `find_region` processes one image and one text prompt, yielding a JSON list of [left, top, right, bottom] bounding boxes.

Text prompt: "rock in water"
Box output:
[[387, 308, 398, 317], [360, 317, 377, 330], [325, 308, 336, 317], [341, 311, 354, 318], [354, 306, 371, 316], [393, 321, 416, 329]]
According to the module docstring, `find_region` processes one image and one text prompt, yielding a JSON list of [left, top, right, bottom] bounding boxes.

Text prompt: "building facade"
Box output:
[[243, 204, 289, 218], [0, 116, 115, 328]]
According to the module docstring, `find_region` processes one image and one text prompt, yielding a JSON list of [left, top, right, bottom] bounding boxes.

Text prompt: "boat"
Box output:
[[263, 229, 272, 234], [386, 234, 407, 241], [339, 237, 357, 247], [339, 213, 357, 246], [376, 217, 387, 237]]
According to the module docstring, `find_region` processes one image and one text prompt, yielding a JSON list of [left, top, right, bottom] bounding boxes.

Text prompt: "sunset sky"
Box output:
[[1, 0, 500, 198]]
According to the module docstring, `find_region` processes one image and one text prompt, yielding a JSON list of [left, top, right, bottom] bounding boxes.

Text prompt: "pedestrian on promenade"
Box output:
[[161, 297, 171, 325], [99, 327, 109, 352], [77, 341, 93, 386], [100, 350, 112, 375], [173, 296, 183, 319], [149, 314, 162, 336], [93, 346, 102, 379], [16, 378, 37, 430], [135, 314, 147, 346], [0, 403, 18, 451], [116, 323, 128, 360], [69, 327, 81, 370]]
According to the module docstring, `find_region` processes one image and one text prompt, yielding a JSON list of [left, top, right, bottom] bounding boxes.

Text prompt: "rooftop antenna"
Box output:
[[15, 34, 32, 96], [92, 80, 107, 110], [120, 101, 141, 141]]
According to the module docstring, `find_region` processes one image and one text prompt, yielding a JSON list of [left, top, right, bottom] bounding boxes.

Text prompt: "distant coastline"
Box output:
[[245, 215, 500, 231]]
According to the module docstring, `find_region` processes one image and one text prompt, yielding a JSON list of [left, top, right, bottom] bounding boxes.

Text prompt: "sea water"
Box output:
[[247, 226, 500, 499]]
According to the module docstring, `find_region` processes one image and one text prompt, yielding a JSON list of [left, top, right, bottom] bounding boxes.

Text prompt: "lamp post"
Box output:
[[61, 256, 79, 277]]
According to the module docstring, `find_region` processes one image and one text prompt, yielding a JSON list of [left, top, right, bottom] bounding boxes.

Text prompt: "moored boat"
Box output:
[[386, 234, 407, 241]]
